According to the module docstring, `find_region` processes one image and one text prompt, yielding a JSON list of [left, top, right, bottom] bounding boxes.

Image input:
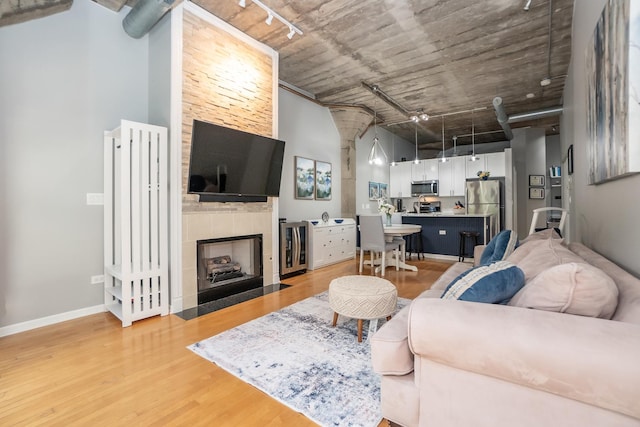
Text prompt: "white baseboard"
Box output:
[[0, 304, 107, 338]]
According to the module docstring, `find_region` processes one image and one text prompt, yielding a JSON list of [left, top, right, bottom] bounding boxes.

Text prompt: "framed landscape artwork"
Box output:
[[379, 183, 388, 200], [295, 156, 315, 199], [585, 0, 640, 184], [315, 161, 332, 200], [368, 181, 380, 200]]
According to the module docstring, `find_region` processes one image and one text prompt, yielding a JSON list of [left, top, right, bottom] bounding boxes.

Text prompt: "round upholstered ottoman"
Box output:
[[328, 275, 398, 342]]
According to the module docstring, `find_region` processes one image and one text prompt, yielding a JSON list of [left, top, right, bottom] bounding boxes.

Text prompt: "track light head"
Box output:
[[265, 13, 273, 25], [287, 26, 295, 39], [419, 112, 429, 121], [239, 0, 246, 7]]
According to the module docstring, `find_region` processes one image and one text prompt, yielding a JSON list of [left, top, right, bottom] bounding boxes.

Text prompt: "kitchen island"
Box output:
[[402, 212, 496, 257]]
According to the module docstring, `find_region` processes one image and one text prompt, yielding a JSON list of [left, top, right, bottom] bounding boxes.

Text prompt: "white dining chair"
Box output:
[[528, 207, 568, 237], [359, 215, 399, 276]]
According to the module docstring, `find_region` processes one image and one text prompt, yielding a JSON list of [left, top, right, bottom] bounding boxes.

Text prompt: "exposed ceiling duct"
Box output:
[[492, 97, 514, 141], [123, 0, 175, 39], [508, 106, 564, 123]]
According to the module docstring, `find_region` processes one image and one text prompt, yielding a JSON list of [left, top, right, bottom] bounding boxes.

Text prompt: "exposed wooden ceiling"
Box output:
[[2, 0, 574, 154]]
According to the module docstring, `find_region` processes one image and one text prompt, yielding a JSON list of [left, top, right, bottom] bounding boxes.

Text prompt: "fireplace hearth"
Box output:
[[197, 234, 263, 304]]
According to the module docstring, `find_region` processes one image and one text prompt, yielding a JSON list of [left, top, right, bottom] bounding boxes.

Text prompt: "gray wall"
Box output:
[[562, 1, 640, 276], [278, 88, 342, 221], [0, 0, 150, 327], [511, 128, 547, 238]]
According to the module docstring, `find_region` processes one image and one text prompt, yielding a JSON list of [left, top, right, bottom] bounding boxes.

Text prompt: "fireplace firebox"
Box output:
[[197, 234, 263, 304]]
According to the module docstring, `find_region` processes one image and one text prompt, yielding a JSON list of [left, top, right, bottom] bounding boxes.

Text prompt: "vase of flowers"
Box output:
[[378, 199, 395, 226], [477, 170, 490, 180]]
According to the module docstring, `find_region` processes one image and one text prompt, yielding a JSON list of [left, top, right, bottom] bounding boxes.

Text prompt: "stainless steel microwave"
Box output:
[[411, 180, 438, 196]]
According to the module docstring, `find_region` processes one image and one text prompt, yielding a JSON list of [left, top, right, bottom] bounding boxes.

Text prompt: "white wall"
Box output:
[[278, 88, 342, 221], [0, 0, 149, 328], [355, 126, 413, 214], [562, 1, 640, 276]]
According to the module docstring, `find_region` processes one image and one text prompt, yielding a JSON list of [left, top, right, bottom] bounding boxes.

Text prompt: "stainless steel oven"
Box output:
[[411, 180, 438, 196]]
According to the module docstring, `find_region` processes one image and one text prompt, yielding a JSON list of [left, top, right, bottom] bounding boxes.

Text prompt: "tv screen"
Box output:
[[188, 120, 285, 200]]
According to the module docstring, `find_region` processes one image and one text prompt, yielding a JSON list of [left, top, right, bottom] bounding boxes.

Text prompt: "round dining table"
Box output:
[[379, 224, 422, 272]]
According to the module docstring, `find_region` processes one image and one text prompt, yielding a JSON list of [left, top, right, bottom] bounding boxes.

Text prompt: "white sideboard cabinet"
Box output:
[[307, 218, 356, 270]]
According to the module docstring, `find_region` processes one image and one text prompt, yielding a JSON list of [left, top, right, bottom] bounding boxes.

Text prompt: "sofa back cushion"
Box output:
[[507, 238, 584, 282], [509, 263, 619, 319], [569, 243, 640, 324]]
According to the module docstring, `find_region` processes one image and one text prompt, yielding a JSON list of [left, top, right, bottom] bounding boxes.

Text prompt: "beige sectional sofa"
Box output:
[[371, 234, 640, 427]]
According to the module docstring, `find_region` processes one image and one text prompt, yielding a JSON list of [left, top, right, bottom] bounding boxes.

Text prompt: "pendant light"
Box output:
[[469, 110, 480, 161], [413, 122, 420, 164], [390, 133, 396, 166], [452, 135, 458, 156], [438, 116, 448, 163], [368, 98, 387, 166]]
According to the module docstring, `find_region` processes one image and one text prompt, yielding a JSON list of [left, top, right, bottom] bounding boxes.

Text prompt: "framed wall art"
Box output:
[[529, 175, 545, 187], [585, 0, 640, 184], [379, 183, 388, 200], [315, 161, 332, 200], [529, 187, 545, 199], [368, 181, 380, 200], [567, 144, 574, 175], [295, 156, 315, 199]]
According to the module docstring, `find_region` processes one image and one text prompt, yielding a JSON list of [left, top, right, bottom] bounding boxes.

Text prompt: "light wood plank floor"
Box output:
[[0, 256, 454, 426]]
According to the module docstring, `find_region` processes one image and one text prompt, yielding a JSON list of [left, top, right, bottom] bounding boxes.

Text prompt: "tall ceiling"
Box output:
[[2, 0, 575, 155]]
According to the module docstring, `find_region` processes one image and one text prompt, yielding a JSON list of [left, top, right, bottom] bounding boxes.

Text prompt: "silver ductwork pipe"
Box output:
[[492, 97, 514, 140], [508, 106, 564, 123], [123, 0, 175, 39]]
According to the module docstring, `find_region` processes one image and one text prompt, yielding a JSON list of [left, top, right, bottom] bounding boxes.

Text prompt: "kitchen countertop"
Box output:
[[402, 212, 493, 218]]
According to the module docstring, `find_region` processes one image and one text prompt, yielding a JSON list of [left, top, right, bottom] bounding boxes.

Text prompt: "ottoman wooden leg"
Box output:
[[332, 312, 339, 327], [386, 316, 392, 321], [357, 319, 363, 342]]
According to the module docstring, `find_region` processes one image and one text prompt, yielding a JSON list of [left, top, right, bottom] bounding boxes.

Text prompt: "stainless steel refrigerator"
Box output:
[[466, 178, 504, 237]]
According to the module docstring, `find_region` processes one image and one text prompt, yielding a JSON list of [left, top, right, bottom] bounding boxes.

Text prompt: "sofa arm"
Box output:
[[473, 245, 486, 266], [408, 299, 640, 420]]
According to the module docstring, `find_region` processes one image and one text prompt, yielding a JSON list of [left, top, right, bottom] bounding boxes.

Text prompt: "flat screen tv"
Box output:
[[188, 120, 286, 202]]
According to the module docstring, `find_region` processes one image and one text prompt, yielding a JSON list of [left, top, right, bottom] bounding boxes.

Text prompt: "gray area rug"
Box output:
[[188, 291, 409, 426]]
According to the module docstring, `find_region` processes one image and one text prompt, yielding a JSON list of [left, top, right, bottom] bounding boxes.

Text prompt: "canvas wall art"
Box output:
[[585, 0, 640, 184], [295, 156, 315, 199], [315, 161, 332, 200]]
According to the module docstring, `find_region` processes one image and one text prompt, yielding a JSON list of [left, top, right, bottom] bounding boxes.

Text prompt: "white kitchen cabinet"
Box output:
[[439, 156, 466, 197], [389, 161, 412, 198], [485, 152, 506, 176], [411, 159, 439, 182], [308, 219, 356, 270], [465, 152, 506, 178]]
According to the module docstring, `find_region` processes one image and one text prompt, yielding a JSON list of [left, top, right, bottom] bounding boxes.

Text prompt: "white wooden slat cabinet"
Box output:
[[104, 120, 169, 327], [307, 219, 356, 270]]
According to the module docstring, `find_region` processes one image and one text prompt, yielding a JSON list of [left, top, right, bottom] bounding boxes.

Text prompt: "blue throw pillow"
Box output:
[[480, 230, 519, 266], [441, 261, 525, 304]]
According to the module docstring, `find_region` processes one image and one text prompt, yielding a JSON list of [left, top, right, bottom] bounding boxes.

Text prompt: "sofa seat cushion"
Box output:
[[480, 229, 519, 266], [441, 261, 526, 304], [371, 305, 414, 375], [507, 238, 584, 282], [509, 263, 619, 319]]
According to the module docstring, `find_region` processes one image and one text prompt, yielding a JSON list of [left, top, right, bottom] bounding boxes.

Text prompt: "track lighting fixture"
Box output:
[[419, 112, 429, 121], [410, 115, 419, 123], [238, 0, 303, 40]]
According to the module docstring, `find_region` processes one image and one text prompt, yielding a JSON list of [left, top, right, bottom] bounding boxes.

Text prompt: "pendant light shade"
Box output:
[[368, 99, 387, 166], [414, 122, 419, 164], [469, 110, 480, 161], [439, 116, 448, 163], [390, 134, 396, 166]]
